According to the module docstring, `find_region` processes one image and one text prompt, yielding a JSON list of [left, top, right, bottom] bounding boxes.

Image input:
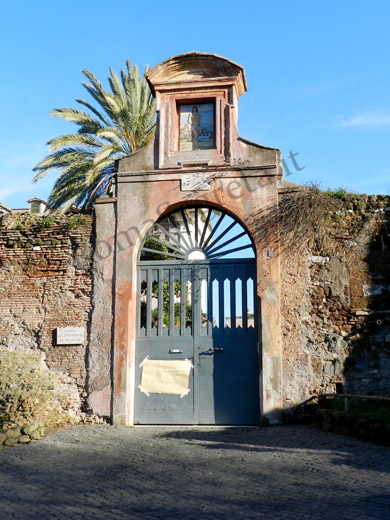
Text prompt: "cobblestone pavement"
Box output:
[[0, 425, 389, 520]]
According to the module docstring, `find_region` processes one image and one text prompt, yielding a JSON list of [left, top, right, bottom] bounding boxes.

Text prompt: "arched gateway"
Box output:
[[90, 52, 283, 425], [135, 207, 259, 424]]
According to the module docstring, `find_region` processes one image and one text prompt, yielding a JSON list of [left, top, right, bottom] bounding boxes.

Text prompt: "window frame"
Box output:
[[157, 89, 230, 169]]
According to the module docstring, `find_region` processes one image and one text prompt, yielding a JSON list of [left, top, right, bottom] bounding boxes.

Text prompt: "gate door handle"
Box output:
[[200, 347, 224, 354]]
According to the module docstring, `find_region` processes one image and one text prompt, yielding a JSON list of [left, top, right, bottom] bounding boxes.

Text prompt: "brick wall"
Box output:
[[0, 212, 93, 408]]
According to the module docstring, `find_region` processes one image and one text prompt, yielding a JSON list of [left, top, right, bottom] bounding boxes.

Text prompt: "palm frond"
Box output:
[[33, 59, 156, 210], [76, 99, 110, 126], [48, 133, 102, 152]]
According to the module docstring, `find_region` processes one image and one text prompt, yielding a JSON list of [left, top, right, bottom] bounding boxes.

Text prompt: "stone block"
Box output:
[[30, 428, 44, 441], [6, 427, 21, 438], [351, 296, 370, 309], [334, 359, 343, 377], [324, 361, 335, 376], [311, 357, 322, 376], [309, 256, 329, 264], [18, 435, 31, 444], [326, 334, 347, 353], [350, 285, 363, 297], [22, 422, 39, 436]]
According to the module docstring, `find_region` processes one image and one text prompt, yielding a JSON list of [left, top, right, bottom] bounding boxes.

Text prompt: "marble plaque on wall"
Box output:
[[181, 174, 210, 191], [56, 327, 85, 345]]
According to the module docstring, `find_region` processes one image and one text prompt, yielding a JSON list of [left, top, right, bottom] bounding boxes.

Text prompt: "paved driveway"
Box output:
[[0, 425, 389, 519]]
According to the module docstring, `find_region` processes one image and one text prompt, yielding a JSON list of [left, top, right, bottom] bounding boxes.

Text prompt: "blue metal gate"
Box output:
[[134, 208, 260, 424]]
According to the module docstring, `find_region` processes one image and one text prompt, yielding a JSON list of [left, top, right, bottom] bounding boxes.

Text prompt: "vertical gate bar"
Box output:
[[137, 269, 142, 335], [146, 268, 152, 336], [230, 268, 236, 332], [193, 266, 199, 335], [207, 266, 212, 335], [218, 266, 224, 333], [224, 267, 231, 333], [209, 268, 213, 331], [169, 268, 175, 335], [251, 265, 257, 329], [193, 264, 200, 424], [158, 268, 163, 336], [180, 268, 186, 336], [242, 270, 248, 331], [195, 208, 199, 247], [199, 268, 207, 336], [188, 268, 192, 336]]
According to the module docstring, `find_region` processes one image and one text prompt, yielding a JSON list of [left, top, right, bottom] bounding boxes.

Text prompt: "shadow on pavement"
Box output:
[[0, 425, 389, 519], [156, 424, 390, 473]]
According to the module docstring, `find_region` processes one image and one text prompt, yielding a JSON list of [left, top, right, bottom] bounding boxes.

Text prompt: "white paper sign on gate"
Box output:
[[140, 359, 192, 395]]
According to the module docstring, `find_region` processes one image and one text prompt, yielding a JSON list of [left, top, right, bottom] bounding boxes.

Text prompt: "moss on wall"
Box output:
[[0, 349, 82, 431]]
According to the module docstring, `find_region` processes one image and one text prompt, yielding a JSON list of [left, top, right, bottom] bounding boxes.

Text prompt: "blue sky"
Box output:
[[1, 0, 389, 208]]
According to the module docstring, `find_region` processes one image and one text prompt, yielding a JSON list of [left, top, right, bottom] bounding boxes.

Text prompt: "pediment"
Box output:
[[147, 52, 247, 97]]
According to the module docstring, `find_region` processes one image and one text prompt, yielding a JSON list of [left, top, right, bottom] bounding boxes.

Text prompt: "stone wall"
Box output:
[[0, 212, 93, 417], [0, 349, 82, 429], [1, 192, 389, 424], [281, 193, 390, 409]]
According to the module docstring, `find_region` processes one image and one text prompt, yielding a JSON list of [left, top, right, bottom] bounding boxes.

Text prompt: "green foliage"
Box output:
[[71, 214, 87, 226], [41, 216, 55, 227], [306, 181, 322, 194], [142, 237, 170, 260], [330, 187, 357, 204], [333, 187, 348, 198], [330, 397, 390, 423], [33, 59, 156, 212], [142, 279, 201, 329], [0, 351, 74, 430], [152, 302, 193, 329]]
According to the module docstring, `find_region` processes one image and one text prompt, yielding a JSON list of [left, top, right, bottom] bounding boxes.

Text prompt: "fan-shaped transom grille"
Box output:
[[139, 207, 255, 261]]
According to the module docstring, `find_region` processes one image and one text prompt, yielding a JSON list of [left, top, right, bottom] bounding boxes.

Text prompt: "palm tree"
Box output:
[[33, 60, 156, 211]]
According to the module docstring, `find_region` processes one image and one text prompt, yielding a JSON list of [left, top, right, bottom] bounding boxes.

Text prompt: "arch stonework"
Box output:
[[90, 53, 284, 424]]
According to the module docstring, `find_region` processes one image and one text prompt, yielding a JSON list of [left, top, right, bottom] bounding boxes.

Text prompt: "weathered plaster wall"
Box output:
[[112, 135, 283, 424], [87, 197, 116, 417], [281, 194, 390, 409], [0, 212, 93, 416]]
